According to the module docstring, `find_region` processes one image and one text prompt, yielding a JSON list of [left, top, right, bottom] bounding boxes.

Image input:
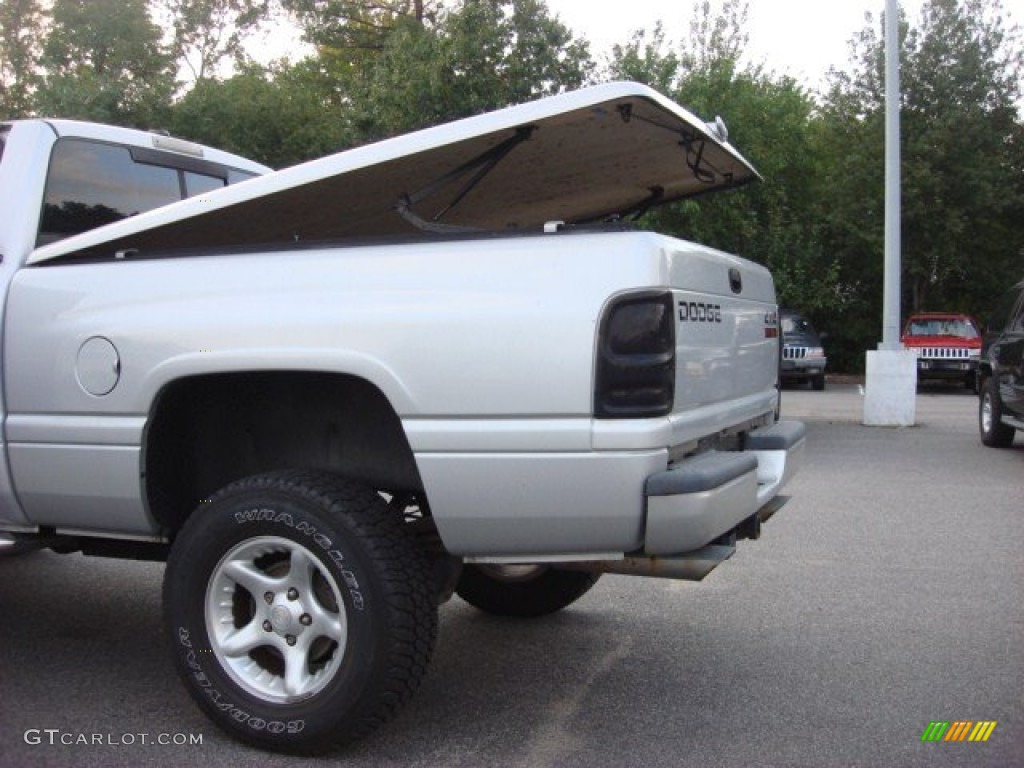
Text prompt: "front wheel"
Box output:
[[456, 564, 600, 617], [979, 378, 1015, 448], [163, 471, 437, 754]]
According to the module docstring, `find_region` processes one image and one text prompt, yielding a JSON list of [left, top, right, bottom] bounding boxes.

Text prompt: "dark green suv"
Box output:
[[978, 279, 1024, 447]]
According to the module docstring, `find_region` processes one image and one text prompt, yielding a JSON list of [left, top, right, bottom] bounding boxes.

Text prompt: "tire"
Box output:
[[163, 471, 437, 755], [979, 378, 1016, 448], [812, 374, 826, 391], [456, 564, 600, 617]]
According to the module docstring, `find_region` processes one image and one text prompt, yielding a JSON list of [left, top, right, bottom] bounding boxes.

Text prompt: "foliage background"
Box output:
[[2, 0, 1021, 372]]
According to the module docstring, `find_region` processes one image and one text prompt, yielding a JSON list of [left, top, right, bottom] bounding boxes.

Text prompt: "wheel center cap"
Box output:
[[270, 604, 293, 631]]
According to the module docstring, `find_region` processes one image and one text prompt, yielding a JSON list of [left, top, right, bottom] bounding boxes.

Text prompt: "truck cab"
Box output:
[[0, 119, 269, 532]]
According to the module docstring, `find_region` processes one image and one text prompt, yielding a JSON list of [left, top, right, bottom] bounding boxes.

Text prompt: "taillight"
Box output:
[[594, 291, 675, 418]]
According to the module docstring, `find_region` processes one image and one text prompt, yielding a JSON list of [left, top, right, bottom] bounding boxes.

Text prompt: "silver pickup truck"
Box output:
[[0, 82, 804, 754]]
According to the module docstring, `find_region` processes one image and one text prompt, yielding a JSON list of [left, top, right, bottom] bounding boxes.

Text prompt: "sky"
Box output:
[[541, 0, 1023, 92]]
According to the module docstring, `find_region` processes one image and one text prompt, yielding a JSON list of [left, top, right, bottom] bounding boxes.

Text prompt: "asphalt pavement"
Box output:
[[0, 382, 1021, 767]]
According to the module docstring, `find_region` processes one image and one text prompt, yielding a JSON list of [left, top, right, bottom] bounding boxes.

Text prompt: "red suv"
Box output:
[[901, 313, 982, 389]]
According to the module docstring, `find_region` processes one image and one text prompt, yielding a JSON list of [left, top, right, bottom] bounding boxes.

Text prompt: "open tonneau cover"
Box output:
[[30, 81, 760, 264]]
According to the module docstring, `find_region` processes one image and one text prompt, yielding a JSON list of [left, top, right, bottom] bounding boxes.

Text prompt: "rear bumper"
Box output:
[[419, 420, 805, 559], [781, 359, 826, 379], [643, 420, 805, 555]]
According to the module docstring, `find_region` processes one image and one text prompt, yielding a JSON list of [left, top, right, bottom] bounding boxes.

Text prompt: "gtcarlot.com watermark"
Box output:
[[24, 729, 203, 747]]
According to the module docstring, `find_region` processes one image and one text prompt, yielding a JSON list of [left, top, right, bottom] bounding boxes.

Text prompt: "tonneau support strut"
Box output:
[[395, 125, 537, 233]]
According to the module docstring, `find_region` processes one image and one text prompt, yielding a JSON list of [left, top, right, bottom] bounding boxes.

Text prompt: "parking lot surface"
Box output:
[[1, 383, 1020, 767]]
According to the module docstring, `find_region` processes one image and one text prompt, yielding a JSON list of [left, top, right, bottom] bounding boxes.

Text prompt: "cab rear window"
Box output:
[[37, 138, 256, 246]]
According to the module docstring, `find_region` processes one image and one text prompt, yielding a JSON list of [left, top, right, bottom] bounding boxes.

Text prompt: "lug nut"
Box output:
[[287, 588, 299, 601], [300, 613, 312, 626], [263, 592, 274, 604], [262, 620, 273, 632], [286, 635, 296, 646]]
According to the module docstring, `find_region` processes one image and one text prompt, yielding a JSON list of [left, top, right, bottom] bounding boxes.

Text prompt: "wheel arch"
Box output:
[[143, 371, 424, 535]]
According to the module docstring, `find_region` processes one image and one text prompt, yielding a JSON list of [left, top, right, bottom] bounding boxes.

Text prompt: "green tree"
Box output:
[[169, 61, 353, 167], [607, 23, 680, 94], [282, 0, 431, 53], [36, 0, 175, 126], [818, 0, 1023, 362], [814, 12, 904, 368], [682, 0, 749, 75], [270, 1, 440, 150], [161, 0, 271, 84], [171, 0, 591, 165], [901, 0, 1023, 313], [353, 0, 592, 139], [281, 0, 434, 89], [607, 1, 839, 320], [0, 0, 46, 117]]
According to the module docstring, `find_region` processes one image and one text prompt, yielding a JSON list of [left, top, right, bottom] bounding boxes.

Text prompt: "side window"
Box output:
[[185, 168, 258, 197], [37, 138, 259, 247], [1013, 292, 1024, 333], [39, 140, 180, 245], [986, 290, 1020, 336], [184, 170, 224, 197], [227, 168, 258, 186]]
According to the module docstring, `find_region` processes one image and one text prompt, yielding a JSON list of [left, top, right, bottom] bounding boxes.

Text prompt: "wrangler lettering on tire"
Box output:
[[163, 471, 437, 755]]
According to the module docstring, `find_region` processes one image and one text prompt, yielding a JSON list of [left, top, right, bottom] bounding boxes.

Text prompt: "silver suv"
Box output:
[[780, 310, 827, 391]]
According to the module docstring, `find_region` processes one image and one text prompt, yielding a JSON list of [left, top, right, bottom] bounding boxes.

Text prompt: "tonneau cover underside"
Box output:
[[31, 82, 759, 264]]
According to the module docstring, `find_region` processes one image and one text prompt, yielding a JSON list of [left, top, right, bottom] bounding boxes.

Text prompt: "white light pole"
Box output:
[[863, 0, 917, 426], [881, 0, 902, 351]]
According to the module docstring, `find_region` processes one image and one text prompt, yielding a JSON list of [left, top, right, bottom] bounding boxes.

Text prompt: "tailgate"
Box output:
[[662, 236, 779, 440]]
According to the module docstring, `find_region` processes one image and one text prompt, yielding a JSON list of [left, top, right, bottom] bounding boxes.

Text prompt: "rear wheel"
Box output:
[[456, 564, 600, 617], [980, 378, 1015, 448], [164, 471, 437, 754]]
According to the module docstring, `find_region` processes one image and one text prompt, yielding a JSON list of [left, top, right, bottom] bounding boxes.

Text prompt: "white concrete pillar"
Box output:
[[863, 350, 917, 426]]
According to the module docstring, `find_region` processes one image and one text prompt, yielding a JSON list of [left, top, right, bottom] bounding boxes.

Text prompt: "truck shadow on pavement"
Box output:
[[0, 551, 768, 766]]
